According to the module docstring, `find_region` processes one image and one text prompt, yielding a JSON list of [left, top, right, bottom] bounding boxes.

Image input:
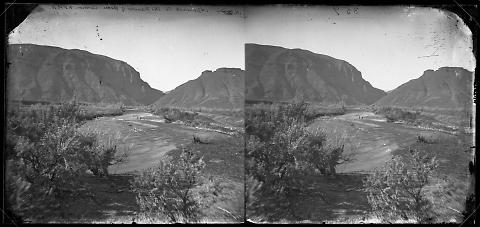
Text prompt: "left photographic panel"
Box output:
[[5, 4, 245, 224]]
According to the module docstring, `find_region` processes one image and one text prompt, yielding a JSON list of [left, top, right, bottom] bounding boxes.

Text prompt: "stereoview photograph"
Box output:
[[3, 3, 476, 225], [5, 4, 245, 223], [244, 6, 475, 224]]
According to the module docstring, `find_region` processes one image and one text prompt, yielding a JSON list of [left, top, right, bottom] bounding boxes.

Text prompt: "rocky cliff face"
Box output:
[[153, 68, 244, 110], [7, 44, 163, 105], [245, 43, 386, 105], [375, 67, 474, 112]]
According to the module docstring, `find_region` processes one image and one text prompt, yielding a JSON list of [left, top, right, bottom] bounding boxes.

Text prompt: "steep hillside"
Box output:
[[375, 67, 474, 112], [7, 44, 163, 105], [153, 68, 244, 110], [245, 43, 386, 105]]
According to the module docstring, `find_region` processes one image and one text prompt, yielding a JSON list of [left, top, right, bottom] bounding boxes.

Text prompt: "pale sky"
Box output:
[[9, 5, 246, 92], [9, 5, 475, 92], [246, 6, 475, 91]]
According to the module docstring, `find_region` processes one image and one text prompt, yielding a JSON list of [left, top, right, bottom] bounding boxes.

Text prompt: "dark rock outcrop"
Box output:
[[7, 44, 163, 105], [153, 68, 244, 110], [245, 43, 386, 105], [375, 67, 473, 112]]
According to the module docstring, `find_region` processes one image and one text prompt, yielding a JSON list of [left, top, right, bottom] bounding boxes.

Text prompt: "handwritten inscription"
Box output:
[[332, 7, 359, 16], [49, 5, 244, 17]]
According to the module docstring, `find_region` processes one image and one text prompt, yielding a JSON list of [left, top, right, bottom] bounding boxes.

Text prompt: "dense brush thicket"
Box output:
[[374, 106, 419, 123], [152, 107, 199, 123], [151, 107, 241, 135], [5, 102, 126, 218], [245, 101, 349, 201]]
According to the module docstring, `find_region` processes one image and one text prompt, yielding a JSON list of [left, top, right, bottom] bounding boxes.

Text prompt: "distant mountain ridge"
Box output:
[[153, 68, 244, 110], [7, 44, 163, 105], [245, 43, 386, 105], [375, 67, 474, 112]]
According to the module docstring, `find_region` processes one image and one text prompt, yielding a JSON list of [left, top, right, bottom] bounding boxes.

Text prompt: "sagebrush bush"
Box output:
[[364, 149, 439, 223], [246, 101, 349, 198], [132, 147, 206, 223], [5, 102, 126, 217], [6, 120, 86, 216], [76, 130, 126, 176]]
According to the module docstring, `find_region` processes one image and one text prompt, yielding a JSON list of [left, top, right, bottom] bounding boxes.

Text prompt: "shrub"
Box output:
[[246, 101, 351, 198], [13, 120, 86, 191], [300, 132, 348, 175], [132, 147, 206, 223], [364, 149, 439, 223], [245, 101, 311, 142], [76, 130, 128, 176], [5, 102, 127, 217], [416, 135, 436, 144], [246, 122, 307, 194], [6, 119, 87, 216]]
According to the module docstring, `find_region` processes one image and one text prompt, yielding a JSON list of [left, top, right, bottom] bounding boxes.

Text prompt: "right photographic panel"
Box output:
[[244, 6, 476, 224]]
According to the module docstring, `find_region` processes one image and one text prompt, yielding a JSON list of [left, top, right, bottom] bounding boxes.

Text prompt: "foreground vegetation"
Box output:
[[363, 128, 473, 223], [6, 102, 243, 224], [364, 149, 439, 223], [5, 102, 128, 223], [245, 101, 354, 221], [245, 101, 473, 223], [131, 147, 207, 223]]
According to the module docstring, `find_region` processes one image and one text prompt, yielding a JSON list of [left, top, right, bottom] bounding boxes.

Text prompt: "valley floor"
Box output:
[[248, 110, 473, 223], [22, 110, 244, 223]]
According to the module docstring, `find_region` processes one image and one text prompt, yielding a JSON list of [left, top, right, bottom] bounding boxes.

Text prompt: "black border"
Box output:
[[1, 0, 478, 225]]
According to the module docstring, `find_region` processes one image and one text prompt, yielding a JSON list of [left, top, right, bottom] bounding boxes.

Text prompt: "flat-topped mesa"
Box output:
[[199, 67, 244, 77], [215, 67, 244, 74], [7, 43, 164, 105], [245, 43, 386, 105], [375, 67, 473, 112], [153, 68, 245, 111]]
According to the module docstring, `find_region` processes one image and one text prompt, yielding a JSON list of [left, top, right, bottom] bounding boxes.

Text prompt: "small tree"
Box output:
[[132, 147, 205, 223], [364, 149, 439, 223]]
